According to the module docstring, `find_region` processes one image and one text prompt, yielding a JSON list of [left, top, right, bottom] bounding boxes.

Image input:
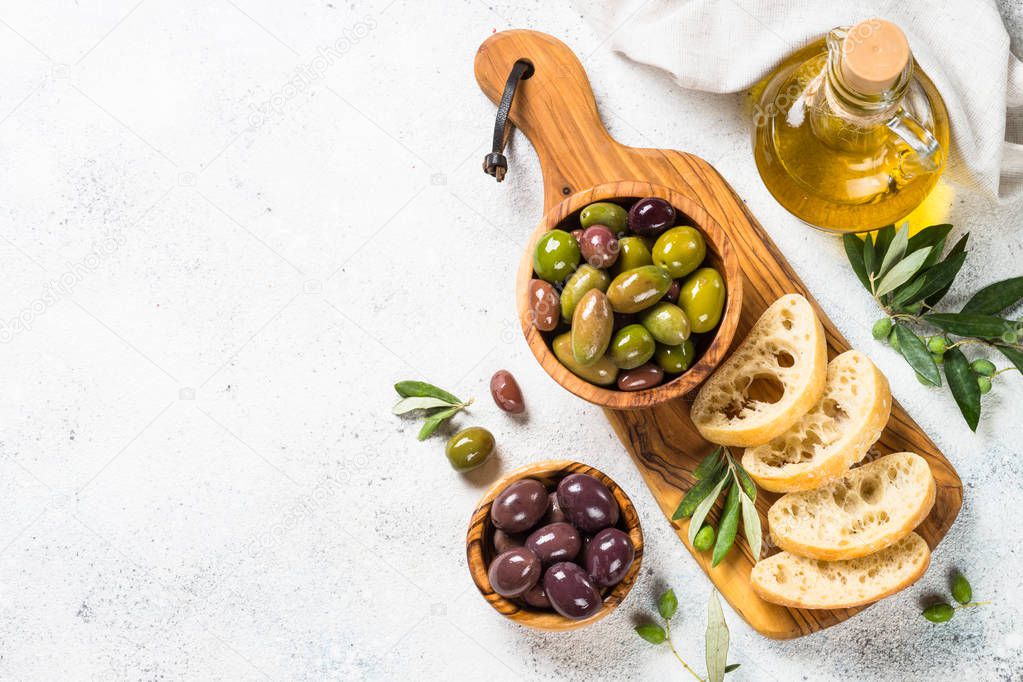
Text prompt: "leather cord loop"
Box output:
[[483, 59, 534, 182]]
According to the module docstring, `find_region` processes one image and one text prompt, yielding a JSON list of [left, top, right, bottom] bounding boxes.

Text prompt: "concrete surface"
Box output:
[[0, 1, 1020, 680]]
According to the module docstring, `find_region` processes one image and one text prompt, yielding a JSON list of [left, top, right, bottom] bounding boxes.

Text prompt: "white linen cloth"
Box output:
[[582, 0, 1023, 199]]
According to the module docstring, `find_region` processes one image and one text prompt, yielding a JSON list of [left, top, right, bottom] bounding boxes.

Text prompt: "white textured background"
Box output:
[[0, 1, 1021, 680]]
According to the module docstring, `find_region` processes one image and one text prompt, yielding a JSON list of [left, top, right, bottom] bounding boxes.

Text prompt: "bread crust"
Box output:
[[769, 453, 935, 560], [742, 351, 893, 493], [751, 533, 931, 609], [691, 295, 827, 447]]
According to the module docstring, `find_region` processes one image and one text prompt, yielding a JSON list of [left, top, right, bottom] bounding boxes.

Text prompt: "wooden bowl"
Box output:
[[517, 181, 743, 409], [466, 460, 643, 631]]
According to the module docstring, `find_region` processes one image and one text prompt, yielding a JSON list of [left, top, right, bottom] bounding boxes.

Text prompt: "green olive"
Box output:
[[679, 267, 725, 333], [971, 359, 996, 377], [652, 226, 706, 278], [872, 317, 893, 340], [533, 229, 581, 283], [580, 202, 628, 232], [693, 524, 715, 552], [560, 264, 611, 319], [609, 324, 656, 370], [607, 265, 672, 313], [639, 302, 691, 345], [922, 603, 954, 623], [571, 289, 614, 366], [951, 573, 972, 605], [655, 339, 695, 374], [445, 427, 494, 472], [612, 236, 653, 276], [553, 332, 618, 385]]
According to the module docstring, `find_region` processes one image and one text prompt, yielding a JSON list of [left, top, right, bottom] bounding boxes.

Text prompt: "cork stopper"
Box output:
[[841, 19, 910, 94]]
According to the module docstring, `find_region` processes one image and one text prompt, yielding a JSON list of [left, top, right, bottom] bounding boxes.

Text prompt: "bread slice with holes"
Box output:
[[741, 350, 892, 493], [767, 452, 935, 561], [750, 532, 930, 609], [691, 294, 827, 447]]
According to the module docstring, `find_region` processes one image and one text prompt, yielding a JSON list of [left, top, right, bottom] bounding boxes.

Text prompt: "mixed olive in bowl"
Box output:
[[466, 460, 643, 631], [517, 182, 742, 409]]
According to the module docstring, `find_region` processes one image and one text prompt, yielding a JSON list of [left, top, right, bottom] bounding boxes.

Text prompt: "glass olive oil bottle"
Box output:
[[752, 19, 950, 233]]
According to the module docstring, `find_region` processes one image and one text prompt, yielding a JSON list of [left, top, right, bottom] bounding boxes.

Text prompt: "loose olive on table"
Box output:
[[528, 196, 726, 392], [445, 427, 494, 472], [490, 369, 525, 414]]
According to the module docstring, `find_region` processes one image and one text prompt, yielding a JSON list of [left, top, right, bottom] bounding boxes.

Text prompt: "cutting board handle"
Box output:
[[475, 30, 629, 210]]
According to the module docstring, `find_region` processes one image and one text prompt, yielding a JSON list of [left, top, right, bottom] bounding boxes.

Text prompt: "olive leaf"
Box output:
[[874, 247, 931, 297], [925, 233, 969, 307], [673, 461, 727, 520], [416, 405, 464, 440], [712, 483, 741, 567], [729, 456, 757, 501], [725, 664, 741, 673], [392, 396, 459, 414], [893, 250, 966, 309], [924, 313, 1015, 340], [843, 234, 871, 291], [705, 591, 730, 682], [394, 380, 462, 404], [686, 472, 730, 545], [996, 345, 1023, 373], [944, 347, 981, 431], [863, 234, 877, 286], [873, 224, 896, 266], [907, 223, 953, 255], [693, 447, 724, 480], [635, 623, 666, 644], [739, 491, 762, 562], [876, 223, 910, 280], [961, 276, 1023, 315], [658, 589, 678, 620], [894, 324, 941, 386]]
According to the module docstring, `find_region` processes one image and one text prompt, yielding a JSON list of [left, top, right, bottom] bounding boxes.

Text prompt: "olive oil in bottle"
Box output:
[[752, 19, 950, 233]]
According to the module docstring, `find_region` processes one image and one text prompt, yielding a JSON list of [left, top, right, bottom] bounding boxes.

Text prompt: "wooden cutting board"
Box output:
[[475, 29, 962, 639]]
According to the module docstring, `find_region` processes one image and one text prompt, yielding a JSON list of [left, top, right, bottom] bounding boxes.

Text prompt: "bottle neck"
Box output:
[[822, 28, 913, 125]]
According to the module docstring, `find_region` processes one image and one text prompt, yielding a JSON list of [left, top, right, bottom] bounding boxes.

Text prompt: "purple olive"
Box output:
[[628, 197, 676, 238], [544, 492, 567, 524], [525, 522, 582, 565], [663, 280, 681, 303], [584, 527, 635, 587], [493, 529, 524, 554], [557, 473, 620, 534], [544, 562, 601, 620], [579, 225, 619, 269], [492, 478, 548, 533], [617, 363, 664, 391], [521, 582, 551, 609], [488, 547, 541, 598]]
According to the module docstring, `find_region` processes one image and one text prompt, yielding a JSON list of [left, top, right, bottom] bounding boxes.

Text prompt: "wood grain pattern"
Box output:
[[475, 30, 963, 639], [466, 460, 644, 631]]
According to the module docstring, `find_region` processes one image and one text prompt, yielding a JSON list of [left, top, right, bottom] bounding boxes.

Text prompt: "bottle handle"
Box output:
[[887, 110, 942, 174]]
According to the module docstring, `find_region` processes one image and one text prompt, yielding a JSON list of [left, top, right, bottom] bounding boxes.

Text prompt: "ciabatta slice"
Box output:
[[691, 294, 827, 447], [751, 532, 930, 609], [742, 350, 891, 493], [767, 452, 934, 560]]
